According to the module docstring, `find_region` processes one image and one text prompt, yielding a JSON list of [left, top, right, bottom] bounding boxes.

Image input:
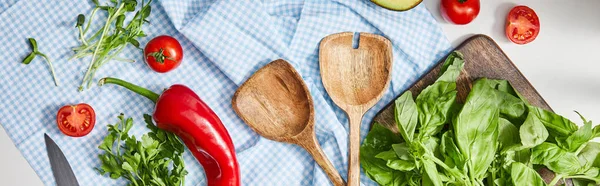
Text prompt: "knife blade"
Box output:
[[44, 133, 80, 186]]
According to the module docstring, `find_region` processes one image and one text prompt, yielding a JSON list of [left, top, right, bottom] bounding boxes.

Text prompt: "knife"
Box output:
[[44, 133, 80, 186]]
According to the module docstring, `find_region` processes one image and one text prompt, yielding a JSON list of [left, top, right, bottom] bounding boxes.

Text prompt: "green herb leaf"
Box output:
[[519, 109, 549, 148], [387, 159, 416, 171], [436, 51, 464, 83], [360, 123, 402, 185], [557, 119, 593, 152], [531, 142, 567, 165], [498, 118, 519, 151], [76, 14, 85, 27], [528, 106, 578, 138], [375, 150, 398, 161], [510, 162, 546, 186], [97, 114, 187, 185], [547, 152, 581, 174], [453, 79, 500, 179], [22, 53, 36, 65], [27, 38, 38, 51], [440, 131, 465, 170], [422, 157, 443, 186], [577, 142, 600, 169], [394, 91, 418, 144], [416, 81, 458, 138]]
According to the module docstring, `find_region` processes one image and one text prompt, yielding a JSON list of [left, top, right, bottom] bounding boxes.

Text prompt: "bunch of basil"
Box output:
[[361, 51, 600, 186]]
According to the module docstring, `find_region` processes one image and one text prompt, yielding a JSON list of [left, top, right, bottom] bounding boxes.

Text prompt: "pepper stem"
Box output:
[[98, 77, 159, 103]]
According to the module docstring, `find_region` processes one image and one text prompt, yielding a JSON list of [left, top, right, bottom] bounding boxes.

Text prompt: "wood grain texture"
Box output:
[[319, 32, 393, 186], [232, 59, 345, 186], [372, 34, 552, 134]]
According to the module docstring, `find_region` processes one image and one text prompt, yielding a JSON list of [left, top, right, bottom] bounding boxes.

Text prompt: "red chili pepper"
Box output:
[[99, 77, 240, 186]]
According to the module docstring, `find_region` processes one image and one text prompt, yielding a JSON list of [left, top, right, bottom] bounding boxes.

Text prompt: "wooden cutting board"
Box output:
[[370, 34, 568, 185], [372, 34, 551, 133]]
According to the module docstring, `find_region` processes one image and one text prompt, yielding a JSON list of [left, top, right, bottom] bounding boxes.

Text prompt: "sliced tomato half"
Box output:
[[56, 103, 96, 137], [506, 5, 540, 45]]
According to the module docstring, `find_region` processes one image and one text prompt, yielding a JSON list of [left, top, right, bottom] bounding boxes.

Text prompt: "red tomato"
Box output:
[[506, 6, 540, 45], [144, 35, 183, 73], [56, 103, 96, 137], [441, 0, 480, 25]]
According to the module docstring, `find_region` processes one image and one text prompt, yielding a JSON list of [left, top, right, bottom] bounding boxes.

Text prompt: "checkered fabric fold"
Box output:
[[0, 0, 451, 185]]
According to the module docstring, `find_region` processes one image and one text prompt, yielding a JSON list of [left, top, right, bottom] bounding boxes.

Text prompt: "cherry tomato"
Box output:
[[441, 0, 480, 25], [506, 6, 540, 45], [144, 35, 183, 73], [56, 103, 96, 137]]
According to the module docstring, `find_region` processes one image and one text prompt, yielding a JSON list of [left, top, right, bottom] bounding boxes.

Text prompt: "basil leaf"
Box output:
[[453, 79, 500, 179], [547, 152, 581, 174], [510, 162, 546, 186], [387, 159, 416, 171], [360, 123, 402, 185], [440, 131, 465, 170], [422, 158, 443, 186], [528, 106, 578, 138], [394, 91, 418, 144], [577, 142, 600, 169], [416, 51, 463, 138], [557, 120, 593, 152], [519, 109, 549, 148], [531, 142, 567, 165], [498, 118, 519, 151], [392, 143, 413, 161], [375, 150, 398, 161], [416, 81, 458, 137], [436, 51, 464, 83]]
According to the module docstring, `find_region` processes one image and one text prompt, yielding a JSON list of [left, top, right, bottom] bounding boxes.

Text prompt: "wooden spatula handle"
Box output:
[[347, 111, 363, 186], [299, 131, 346, 186]]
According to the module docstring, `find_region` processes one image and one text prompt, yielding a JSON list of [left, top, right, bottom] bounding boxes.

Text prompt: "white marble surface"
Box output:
[[1, 0, 599, 185]]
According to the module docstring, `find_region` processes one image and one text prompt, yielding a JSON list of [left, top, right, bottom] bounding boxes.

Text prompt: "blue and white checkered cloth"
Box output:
[[0, 0, 451, 185]]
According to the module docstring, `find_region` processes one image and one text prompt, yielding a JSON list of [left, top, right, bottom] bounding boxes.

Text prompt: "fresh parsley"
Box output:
[[71, 0, 152, 91], [96, 114, 187, 186]]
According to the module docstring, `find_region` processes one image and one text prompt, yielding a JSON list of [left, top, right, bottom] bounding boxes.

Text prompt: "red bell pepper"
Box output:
[[99, 77, 240, 186]]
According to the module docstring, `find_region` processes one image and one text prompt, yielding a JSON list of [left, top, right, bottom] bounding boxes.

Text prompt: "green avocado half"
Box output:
[[371, 0, 423, 11]]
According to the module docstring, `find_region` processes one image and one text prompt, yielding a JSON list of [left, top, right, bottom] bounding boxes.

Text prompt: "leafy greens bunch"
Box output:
[[97, 114, 187, 186], [71, 0, 151, 91], [361, 51, 600, 186]]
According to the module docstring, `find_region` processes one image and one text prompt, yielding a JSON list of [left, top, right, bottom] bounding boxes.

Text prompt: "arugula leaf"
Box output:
[[97, 114, 187, 186], [360, 123, 402, 185], [453, 79, 500, 179], [510, 162, 546, 186], [394, 91, 418, 144], [519, 109, 549, 148]]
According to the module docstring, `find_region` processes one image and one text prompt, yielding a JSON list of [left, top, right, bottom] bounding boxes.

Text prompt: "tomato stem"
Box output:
[[98, 77, 159, 103], [458, 0, 467, 3], [147, 48, 174, 64]]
